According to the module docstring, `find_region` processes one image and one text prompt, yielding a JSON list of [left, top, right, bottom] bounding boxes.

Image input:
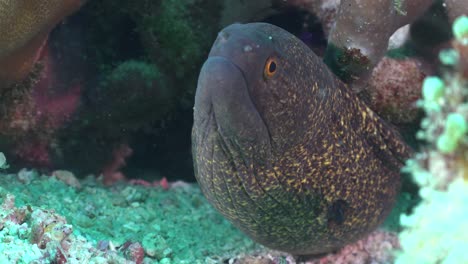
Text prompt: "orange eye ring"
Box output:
[[264, 57, 278, 78]]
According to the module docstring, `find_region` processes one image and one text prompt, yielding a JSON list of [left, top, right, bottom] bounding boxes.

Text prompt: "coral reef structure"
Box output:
[[396, 15, 468, 264], [0, 0, 467, 263], [0, 0, 84, 88]]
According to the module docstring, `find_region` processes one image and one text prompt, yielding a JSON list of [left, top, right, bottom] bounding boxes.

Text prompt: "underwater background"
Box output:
[[0, 0, 467, 263]]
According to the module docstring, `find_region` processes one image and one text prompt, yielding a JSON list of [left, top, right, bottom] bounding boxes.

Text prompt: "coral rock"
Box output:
[[308, 230, 400, 264], [0, 0, 84, 88], [123, 242, 145, 264], [324, 0, 433, 85]]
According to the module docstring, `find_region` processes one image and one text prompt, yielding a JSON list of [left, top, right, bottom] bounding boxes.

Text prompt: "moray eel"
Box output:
[[192, 23, 412, 254]]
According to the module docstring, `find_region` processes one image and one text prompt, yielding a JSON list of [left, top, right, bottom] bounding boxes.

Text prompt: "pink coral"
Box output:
[[366, 57, 426, 124], [307, 230, 400, 264], [230, 230, 399, 264], [128, 177, 175, 190], [32, 47, 82, 130], [0, 1, 84, 169], [123, 242, 145, 264], [2, 46, 82, 168], [102, 144, 133, 185], [0, 194, 29, 229]]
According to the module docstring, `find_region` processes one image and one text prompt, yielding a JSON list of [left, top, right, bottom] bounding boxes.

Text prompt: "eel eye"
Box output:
[[264, 57, 277, 78]]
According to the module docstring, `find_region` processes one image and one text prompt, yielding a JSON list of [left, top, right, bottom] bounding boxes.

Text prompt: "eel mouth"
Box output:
[[195, 55, 269, 144], [203, 56, 248, 126]]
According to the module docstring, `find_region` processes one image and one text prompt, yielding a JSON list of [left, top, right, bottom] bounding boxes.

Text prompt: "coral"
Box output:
[[29, 208, 72, 249], [23, 0, 223, 176], [0, 46, 82, 168], [0, 0, 226, 177], [46, 64, 166, 176], [278, 0, 440, 120], [397, 177, 468, 264], [101, 144, 133, 185], [81, 0, 218, 82], [134, 0, 221, 81], [122, 242, 145, 264], [274, 0, 458, 128], [396, 15, 468, 263], [308, 230, 399, 264], [229, 230, 399, 264], [0, 64, 43, 135], [129, 177, 171, 190], [436, 112, 467, 153], [422, 76, 445, 111], [89, 60, 173, 133], [452, 15, 468, 42], [31, 48, 82, 131], [365, 57, 425, 124], [323, 0, 433, 85], [0, 0, 84, 88], [445, 0, 468, 22]]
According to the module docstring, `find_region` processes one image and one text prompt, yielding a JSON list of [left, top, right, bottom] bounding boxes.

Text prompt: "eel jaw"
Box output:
[[194, 56, 272, 162]]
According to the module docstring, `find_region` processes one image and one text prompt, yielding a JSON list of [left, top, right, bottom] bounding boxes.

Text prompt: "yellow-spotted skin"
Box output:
[[192, 23, 411, 254]]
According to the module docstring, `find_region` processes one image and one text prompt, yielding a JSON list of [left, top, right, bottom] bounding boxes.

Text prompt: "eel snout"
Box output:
[[195, 56, 267, 143]]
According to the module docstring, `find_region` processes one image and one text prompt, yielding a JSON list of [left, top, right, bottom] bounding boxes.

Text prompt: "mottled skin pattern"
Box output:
[[192, 23, 411, 255]]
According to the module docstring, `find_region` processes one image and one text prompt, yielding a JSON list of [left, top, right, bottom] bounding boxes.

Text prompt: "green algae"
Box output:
[[0, 171, 260, 263]]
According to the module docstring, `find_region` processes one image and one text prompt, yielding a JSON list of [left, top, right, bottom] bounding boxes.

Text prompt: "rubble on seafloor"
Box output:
[[0, 169, 261, 263], [0, 167, 415, 264]]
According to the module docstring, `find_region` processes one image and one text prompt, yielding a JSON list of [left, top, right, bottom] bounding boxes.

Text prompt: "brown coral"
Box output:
[[325, 0, 433, 86], [0, 0, 84, 88], [445, 0, 468, 22]]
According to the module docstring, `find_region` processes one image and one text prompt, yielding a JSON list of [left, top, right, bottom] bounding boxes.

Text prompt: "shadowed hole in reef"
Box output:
[[262, 8, 327, 55]]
